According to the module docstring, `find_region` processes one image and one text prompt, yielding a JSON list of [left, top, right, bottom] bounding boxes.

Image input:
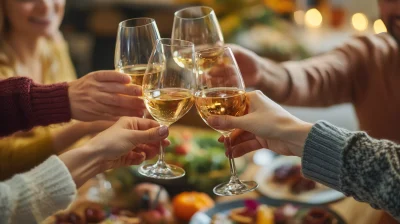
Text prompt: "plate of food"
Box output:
[[190, 198, 346, 224], [43, 183, 175, 224], [254, 156, 345, 204]]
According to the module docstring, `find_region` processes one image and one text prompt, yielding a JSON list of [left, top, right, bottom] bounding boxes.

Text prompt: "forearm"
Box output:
[[279, 52, 354, 107], [302, 121, 400, 220], [255, 54, 353, 107], [59, 145, 102, 188], [0, 156, 76, 224], [0, 77, 71, 137], [51, 122, 91, 154], [255, 58, 291, 103]]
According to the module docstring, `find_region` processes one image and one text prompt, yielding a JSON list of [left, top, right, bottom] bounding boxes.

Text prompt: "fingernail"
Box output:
[[158, 125, 168, 136], [208, 116, 220, 127]]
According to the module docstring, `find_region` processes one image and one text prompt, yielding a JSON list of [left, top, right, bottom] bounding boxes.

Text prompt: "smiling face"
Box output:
[[3, 0, 65, 38], [379, 0, 400, 43]]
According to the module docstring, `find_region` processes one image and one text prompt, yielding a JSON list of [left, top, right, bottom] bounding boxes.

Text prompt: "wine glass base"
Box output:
[[138, 163, 185, 179], [213, 180, 258, 196]]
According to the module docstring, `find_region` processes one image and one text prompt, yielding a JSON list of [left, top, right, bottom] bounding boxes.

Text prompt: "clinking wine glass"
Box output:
[[115, 18, 161, 85], [172, 6, 224, 51], [138, 38, 196, 179], [88, 18, 160, 202], [194, 46, 258, 196]]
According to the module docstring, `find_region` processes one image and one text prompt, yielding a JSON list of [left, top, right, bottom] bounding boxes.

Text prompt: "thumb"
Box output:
[[207, 115, 245, 131], [130, 125, 169, 145]]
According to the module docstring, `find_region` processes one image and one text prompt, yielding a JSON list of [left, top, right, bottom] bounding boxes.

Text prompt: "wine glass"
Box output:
[[138, 38, 196, 179], [172, 6, 224, 51], [194, 46, 258, 196], [87, 18, 160, 203], [115, 18, 161, 85]]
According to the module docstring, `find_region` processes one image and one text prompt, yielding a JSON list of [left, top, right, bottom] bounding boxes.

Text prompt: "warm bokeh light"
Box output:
[[305, 8, 322, 28], [374, 19, 387, 34], [352, 13, 368, 31], [294, 10, 305, 25]]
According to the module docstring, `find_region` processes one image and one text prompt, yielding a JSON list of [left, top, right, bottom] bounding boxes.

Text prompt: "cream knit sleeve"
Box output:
[[0, 155, 77, 224]]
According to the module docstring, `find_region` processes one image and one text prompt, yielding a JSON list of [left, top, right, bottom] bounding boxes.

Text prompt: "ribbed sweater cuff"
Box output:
[[30, 82, 71, 126], [302, 121, 351, 191], [7, 156, 76, 223]]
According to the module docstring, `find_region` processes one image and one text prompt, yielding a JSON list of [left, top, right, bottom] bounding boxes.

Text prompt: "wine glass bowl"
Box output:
[[139, 38, 196, 179], [194, 46, 258, 196], [114, 18, 160, 85], [172, 6, 224, 51]]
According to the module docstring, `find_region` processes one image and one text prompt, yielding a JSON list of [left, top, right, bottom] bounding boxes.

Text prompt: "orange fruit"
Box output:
[[172, 192, 214, 221]]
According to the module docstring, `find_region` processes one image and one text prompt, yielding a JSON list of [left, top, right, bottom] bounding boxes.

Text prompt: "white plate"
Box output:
[[254, 156, 345, 204]]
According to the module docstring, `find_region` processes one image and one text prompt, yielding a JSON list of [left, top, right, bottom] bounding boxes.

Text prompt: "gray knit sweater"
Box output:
[[0, 156, 76, 223], [302, 121, 400, 221]]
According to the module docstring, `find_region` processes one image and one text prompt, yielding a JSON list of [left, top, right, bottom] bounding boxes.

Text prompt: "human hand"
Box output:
[[226, 44, 265, 88], [207, 91, 312, 158], [59, 117, 169, 187], [85, 117, 169, 172], [68, 71, 146, 121], [227, 44, 289, 102]]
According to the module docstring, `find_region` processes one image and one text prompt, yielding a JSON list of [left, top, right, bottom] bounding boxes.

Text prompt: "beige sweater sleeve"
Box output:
[[279, 34, 394, 107], [0, 156, 76, 224]]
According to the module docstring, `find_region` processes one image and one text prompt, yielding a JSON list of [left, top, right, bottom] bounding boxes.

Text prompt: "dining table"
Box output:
[[45, 124, 392, 224]]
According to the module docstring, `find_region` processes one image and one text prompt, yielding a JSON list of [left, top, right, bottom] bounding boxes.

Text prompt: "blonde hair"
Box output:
[[0, 0, 16, 77], [0, 0, 61, 81]]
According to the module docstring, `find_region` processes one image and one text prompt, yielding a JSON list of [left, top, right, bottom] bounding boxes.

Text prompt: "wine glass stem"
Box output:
[[225, 136, 238, 178], [156, 125, 167, 167]]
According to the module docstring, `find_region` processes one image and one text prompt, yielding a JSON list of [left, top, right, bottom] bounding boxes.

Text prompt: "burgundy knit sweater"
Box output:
[[0, 77, 71, 137]]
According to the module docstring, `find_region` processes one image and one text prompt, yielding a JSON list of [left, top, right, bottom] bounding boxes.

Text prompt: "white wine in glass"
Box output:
[[138, 38, 196, 179], [194, 46, 258, 196], [195, 87, 246, 136], [115, 18, 160, 85], [145, 88, 194, 126]]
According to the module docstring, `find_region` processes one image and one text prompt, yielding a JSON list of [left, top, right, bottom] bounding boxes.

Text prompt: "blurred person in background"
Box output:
[[229, 0, 400, 143], [0, 0, 143, 180], [227, 0, 400, 222]]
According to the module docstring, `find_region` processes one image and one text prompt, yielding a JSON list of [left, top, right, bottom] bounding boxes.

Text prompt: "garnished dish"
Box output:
[[255, 157, 345, 204], [211, 200, 338, 224], [190, 198, 346, 224], [43, 183, 174, 224], [273, 164, 317, 195]]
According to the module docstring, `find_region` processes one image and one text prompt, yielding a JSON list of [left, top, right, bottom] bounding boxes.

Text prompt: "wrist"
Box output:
[[280, 118, 313, 157], [257, 59, 290, 103], [59, 145, 102, 188], [75, 122, 91, 135], [67, 80, 79, 120]]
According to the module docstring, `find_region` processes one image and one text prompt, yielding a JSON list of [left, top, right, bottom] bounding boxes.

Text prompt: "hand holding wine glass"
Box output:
[[194, 46, 258, 196], [138, 38, 196, 179]]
